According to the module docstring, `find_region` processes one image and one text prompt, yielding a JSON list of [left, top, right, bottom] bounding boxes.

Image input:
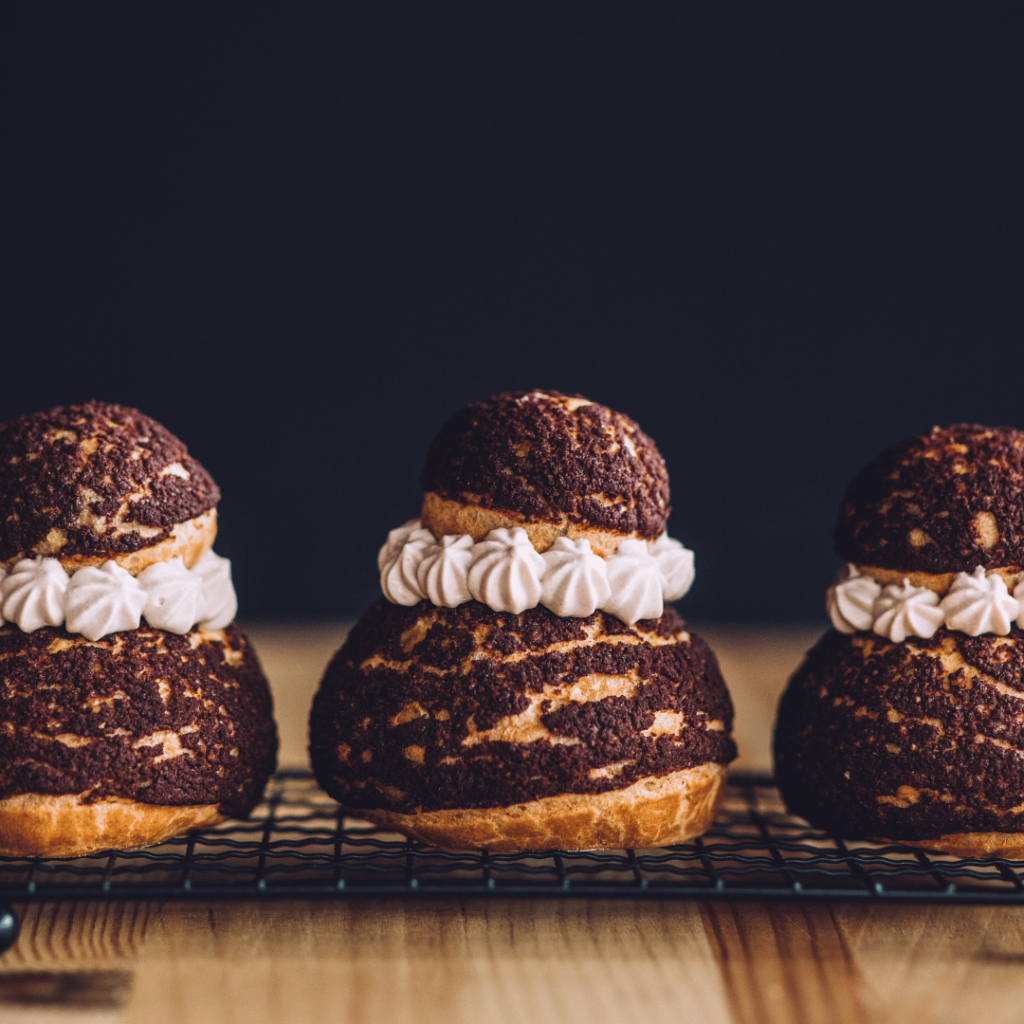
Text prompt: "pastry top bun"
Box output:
[[419, 391, 670, 555], [0, 401, 220, 572], [834, 424, 1024, 577]]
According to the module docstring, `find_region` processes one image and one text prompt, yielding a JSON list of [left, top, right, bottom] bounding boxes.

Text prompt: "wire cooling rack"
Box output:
[[4, 768, 1024, 950]]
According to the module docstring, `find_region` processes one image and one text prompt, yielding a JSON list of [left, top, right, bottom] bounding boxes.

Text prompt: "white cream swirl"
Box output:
[[467, 527, 546, 614], [0, 557, 69, 632], [377, 520, 697, 623], [540, 537, 611, 618], [939, 567, 1019, 636], [0, 553, 237, 639], [192, 550, 237, 629], [417, 534, 474, 608], [650, 534, 695, 602], [871, 580, 945, 643], [138, 557, 208, 634], [603, 539, 664, 624], [378, 519, 423, 572], [379, 527, 434, 606], [64, 561, 148, 641], [825, 563, 1024, 639], [826, 565, 882, 634]]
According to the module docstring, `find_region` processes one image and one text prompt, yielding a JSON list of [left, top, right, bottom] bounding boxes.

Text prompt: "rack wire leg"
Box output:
[[0, 902, 19, 954]]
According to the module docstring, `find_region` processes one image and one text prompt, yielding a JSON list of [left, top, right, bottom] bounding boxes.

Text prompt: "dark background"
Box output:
[[5, 6, 1023, 622]]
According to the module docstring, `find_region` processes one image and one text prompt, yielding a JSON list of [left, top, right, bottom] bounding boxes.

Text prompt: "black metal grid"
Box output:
[[3, 769, 1024, 907]]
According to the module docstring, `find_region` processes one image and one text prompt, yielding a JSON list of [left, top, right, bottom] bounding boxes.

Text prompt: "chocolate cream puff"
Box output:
[[775, 424, 1024, 857], [310, 391, 735, 852], [0, 401, 277, 857]]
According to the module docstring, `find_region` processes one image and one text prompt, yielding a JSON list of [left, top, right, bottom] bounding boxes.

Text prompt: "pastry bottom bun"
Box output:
[[420, 491, 648, 558], [0, 622, 277, 859], [775, 628, 1024, 858], [0, 793, 225, 858], [358, 762, 726, 853], [880, 831, 1024, 859], [311, 600, 735, 853]]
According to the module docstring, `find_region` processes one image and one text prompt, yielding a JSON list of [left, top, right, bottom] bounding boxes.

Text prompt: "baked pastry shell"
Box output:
[[0, 400, 221, 570], [357, 762, 726, 853], [419, 391, 671, 545], [0, 793, 225, 859], [421, 492, 645, 557], [310, 600, 735, 852], [0, 623, 277, 858], [1, 507, 218, 575], [834, 424, 1024, 576], [774, 627, 1024, 857]]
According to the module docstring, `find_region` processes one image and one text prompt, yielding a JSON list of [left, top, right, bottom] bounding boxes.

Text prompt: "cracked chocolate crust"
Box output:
[[0, 624, 277, 817], [419, 391, 671, 540], [310, 600, 735, 814], [834, 424, 1024, 574], [0, 401, 220, 563], [774, 627, 1024, 841]]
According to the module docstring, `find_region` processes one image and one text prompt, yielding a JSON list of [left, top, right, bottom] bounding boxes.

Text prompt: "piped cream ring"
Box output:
[[828, 563, 1024, 639], [0, 547, 237, 638], [379, 519, 694, 624]]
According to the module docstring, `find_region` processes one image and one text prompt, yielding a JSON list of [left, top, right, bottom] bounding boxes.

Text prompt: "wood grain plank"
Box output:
[[127, 898, 734, 1024], [702, 901, 870, 1024], [0, 902, 150, 971], [0, 901, 149, 1024], [832, 903, 1024, 1024], [0, 1007, 125, 1024]]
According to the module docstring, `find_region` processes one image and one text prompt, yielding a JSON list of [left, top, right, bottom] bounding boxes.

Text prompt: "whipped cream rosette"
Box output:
[[0, 557, 69, 632], [938, 567, 1019, 636], [602, 539, 665, 624], [311, 390, 735, 854], [416, 534, 474, 608], [379, 526, 434, 605], [138, 557, 208, 634], [539, 537, 610, 618], [651, 533, 696, 602], [776, 423, 1024, 859], [64, 560, 148, 641], [826, 565, 881, 634], [0, 401, 276, 859], [466, 527, 546, 614], [378, 520, 425, 572], [192, 550, 238, 629], [871, 580, 944, 643]]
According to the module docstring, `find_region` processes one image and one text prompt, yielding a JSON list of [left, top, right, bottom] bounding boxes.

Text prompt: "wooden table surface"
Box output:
[[4, 622, 1024, 1024]]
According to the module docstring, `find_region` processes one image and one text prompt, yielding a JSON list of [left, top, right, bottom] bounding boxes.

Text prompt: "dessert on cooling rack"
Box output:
[[310, 390, 735, 852], [775, 424, 1024, 857], [0, 401, 277, 858]]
